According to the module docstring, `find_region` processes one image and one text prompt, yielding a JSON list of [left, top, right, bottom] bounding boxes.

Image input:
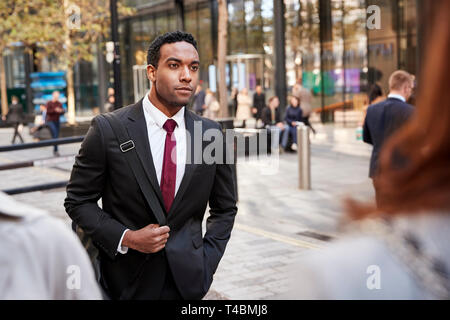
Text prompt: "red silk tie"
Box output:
[[161, 119, 177, 213]]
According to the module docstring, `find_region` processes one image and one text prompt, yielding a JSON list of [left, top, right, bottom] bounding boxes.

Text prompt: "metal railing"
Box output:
[[0, 136, 84, 195]]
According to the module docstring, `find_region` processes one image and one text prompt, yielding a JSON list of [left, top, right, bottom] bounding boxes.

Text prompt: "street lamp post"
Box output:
[[110, 0, 123, 109]]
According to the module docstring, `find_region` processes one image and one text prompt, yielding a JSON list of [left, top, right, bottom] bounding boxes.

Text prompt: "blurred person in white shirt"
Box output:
[[0, 192, 102, 299]]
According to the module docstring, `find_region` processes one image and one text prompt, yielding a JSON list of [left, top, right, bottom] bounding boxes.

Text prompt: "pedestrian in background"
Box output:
[[193, 84, 206, 116], [204, 88, 220, 120], [104, 94, 115, 113], [30, 104, 52, 142], [368, 83, 384, 105], [363, 70, 415, 205], [2, 96, 24, 144], [0, 192, 102, 299], [229, 87, 238, 117], [288, 0, 450, 299], [45, 90, 65, 156], [236, 87, 252, 128], [281, 96, 302, 152], [293, 79, 315, 134], [252, 85, 265, 128], [261, 96, 284, 153]]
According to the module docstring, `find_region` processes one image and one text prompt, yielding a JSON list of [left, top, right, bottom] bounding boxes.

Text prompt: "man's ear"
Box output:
[[147, 64, 156, 82]]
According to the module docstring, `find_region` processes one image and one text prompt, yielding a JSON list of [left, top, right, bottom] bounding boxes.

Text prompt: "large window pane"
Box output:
[[285, 0, 321, 109]]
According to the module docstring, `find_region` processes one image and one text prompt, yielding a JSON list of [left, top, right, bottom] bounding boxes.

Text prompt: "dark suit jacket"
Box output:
[[261, 107, 282, 127], [252, 93, 265, 119], [6, 103, 24, 124], [363, 97, 414, 177], [64, 99, 237, 300]]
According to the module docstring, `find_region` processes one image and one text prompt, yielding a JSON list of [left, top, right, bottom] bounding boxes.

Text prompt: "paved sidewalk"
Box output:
[[0, 123, 375, 299]]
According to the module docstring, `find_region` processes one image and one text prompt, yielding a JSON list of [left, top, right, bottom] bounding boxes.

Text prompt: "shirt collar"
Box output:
[[143, 92, 185, 129], [387, 93, 406, 103]]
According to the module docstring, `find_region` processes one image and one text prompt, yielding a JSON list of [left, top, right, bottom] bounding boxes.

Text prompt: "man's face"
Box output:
[[256, 86, 262, 94], [403, 81, 414, 101], [53, 91, 60, 100], [270, 98, 279, 108], [147, 41, 199, 107]]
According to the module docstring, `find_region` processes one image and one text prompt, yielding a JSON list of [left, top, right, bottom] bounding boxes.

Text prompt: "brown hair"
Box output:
[[388, 70, 414, 91], [268, 96, 278, 103], [346, 0, 450, 219], [289, 95, 300, 106]]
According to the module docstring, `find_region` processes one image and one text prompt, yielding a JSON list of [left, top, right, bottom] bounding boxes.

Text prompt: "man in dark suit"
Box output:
[[261, 96, 284, 153], [64, 31, 237, 300], [363, 70, 415, 204], [252, 85, 265, 128]]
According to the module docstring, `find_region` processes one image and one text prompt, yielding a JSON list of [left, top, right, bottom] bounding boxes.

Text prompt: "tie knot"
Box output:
[[163, 119, 177, 133]]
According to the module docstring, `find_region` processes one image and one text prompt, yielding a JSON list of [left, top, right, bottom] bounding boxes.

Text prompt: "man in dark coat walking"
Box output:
[[363, 70, 415, 204], [2, 96, 24, 144]]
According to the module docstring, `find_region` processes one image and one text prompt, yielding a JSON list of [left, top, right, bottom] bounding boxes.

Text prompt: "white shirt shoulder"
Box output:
[[0, 193, 102, 299]]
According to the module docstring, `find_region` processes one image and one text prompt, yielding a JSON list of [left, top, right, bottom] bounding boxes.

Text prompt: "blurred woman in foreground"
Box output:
[[289, 0, 450, 299]]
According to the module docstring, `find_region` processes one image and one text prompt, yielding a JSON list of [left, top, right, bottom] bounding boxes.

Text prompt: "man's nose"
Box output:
[[180, 66, 192, 83]]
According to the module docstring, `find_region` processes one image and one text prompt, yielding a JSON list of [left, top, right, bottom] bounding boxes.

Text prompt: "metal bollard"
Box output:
[[297, 123, 311, 190]]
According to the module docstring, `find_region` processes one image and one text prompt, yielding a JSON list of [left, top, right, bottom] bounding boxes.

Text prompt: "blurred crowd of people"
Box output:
[[191, 79, 316, 153]]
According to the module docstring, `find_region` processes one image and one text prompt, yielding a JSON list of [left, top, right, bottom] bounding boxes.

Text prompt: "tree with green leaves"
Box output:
[[0, 0, 134, 123], [44, 0, 134, 124], [0, 0, 58, 117]]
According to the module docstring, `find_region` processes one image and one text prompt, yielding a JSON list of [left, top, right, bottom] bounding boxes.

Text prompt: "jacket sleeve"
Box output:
[[362, 109, 372, 145], [284, 108, 290, 125], [64, 116, 127, 260], [261, 108, 269, 126], [203, 124, 238, 278]]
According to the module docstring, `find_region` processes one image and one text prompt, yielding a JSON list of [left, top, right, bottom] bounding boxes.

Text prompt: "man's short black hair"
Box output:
[[147, 31, 198, 68]]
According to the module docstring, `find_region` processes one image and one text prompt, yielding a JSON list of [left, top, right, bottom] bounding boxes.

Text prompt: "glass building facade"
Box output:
[[1, 0, 421, 120], [118, 0, 420, 117]]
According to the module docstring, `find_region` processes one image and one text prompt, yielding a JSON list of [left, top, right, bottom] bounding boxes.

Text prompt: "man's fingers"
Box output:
[[151, 244, 166, 253], [154, 239, 168, 247], [153, 225, 170, 236], [155, 233, 170, 243]]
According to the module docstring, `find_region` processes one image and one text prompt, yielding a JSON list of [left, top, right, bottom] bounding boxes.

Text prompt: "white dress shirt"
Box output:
[[117, 93, 187, 254], [387, 93, 406, 102]]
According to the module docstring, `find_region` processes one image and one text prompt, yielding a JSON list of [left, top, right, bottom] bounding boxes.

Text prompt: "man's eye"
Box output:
[[169, 63, 178, 68], [191, 65, 199, 71]]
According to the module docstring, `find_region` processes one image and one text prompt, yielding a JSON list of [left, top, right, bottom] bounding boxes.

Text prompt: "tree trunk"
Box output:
[[64, 0, 76, 125], [66, 64, 76, 125], [217, 0, 228, 118], [0, 54, 8, 118]]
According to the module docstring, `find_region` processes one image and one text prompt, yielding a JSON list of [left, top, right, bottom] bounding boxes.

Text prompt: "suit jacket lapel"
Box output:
[[168, 110, 199, 217], [125, 100, 166, 214]]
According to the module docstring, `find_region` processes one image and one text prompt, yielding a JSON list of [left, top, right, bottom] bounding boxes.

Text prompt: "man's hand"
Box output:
[[252, 107, 257, 114], [122, 224, 170, 254]]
